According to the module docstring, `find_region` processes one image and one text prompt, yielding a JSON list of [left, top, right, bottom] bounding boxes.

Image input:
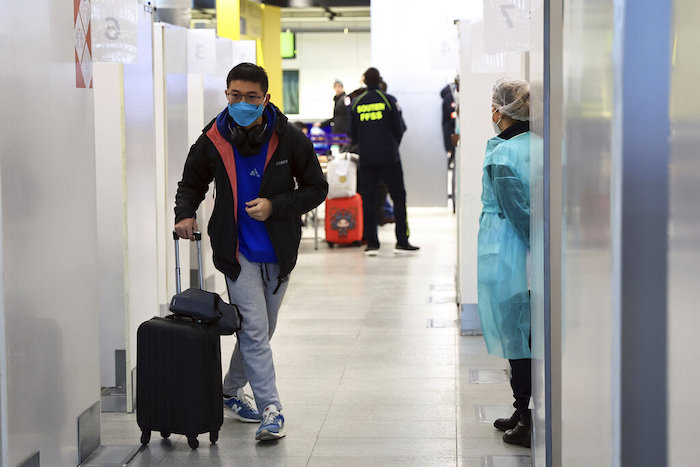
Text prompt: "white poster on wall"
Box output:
[[465, 20, 522, 74], [483, 0, 530, 54], [91, 0, 139, 63], [431, 19, 460, 70], [232, 40, 257, 65], [187, 29, 216, 74]]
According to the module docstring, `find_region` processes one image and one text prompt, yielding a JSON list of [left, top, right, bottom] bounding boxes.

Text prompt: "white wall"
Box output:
[[0, 0, 101, 464], [455, 17, 523, 306], [94, 7, 158, 413], [157, 24, 192, 301], [94, 62, 127, 389], [371, 0, 480, 207], [123, 7, 158, 411], [282, 32, 371, 121]]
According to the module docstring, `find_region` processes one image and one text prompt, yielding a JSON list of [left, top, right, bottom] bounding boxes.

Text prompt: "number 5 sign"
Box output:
[[483, 0, 530, 54]]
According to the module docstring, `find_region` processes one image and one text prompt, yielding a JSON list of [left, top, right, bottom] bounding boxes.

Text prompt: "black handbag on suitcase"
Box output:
[[136, 232, 224, 449], [168, 232, 241, 335]]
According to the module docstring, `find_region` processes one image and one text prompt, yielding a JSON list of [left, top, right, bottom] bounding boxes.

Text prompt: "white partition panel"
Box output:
[[94, 5, 157, 414], [123, 5, 157, 411], [0, 0, 101, 464], [455, 18, 522, 311], [163, 25, 192, 297], [529, 3, 546, 462], [154, 23, 169, 312], [94, 62, 127, 390], [187, 72, 206, 285]]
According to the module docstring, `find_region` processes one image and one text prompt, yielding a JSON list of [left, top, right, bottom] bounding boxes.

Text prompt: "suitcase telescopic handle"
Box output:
[[172, 230, 204, 293]]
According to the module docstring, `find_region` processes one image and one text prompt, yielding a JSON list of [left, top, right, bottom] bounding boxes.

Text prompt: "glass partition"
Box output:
[[668, 1, 700, 464]]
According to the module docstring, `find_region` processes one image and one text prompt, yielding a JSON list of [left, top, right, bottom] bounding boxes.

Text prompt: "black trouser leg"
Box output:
[[377, 181, 389, 223], [379, 162, 409, 245], [358, 165, 381, 248], [508, 358, 531, 425]]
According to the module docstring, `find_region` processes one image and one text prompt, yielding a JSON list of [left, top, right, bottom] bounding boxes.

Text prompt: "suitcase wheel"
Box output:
[[210, 430, 219, 444], [160, 431, 171, 439], [352, 241, 362, 247], [140, 430, 151, 445], [187, 435, 199, 449], [327, 241, 334, 248]]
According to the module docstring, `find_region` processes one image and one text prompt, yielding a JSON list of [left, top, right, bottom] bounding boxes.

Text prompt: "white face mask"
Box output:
[[492, 108, 502, 135]]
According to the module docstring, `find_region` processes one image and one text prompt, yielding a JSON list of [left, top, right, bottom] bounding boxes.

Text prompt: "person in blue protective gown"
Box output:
[[477, 78, 532, 448]]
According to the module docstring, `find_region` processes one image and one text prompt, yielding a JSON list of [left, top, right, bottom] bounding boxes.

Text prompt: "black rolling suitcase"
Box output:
[[136, 232, 223, 449]]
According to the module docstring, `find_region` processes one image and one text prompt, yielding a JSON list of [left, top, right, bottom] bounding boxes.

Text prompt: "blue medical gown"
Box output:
[[477, 132, 531, 359]]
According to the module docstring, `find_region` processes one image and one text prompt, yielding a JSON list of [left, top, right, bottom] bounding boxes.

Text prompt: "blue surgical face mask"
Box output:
[[228, 101, 265, 127]]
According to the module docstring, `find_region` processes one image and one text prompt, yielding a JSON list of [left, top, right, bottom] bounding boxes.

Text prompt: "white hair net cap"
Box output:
[[492, 78, 530, 121]]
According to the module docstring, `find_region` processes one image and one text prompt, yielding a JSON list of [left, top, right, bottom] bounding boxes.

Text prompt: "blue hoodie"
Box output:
[[215, 105, 278, 263]]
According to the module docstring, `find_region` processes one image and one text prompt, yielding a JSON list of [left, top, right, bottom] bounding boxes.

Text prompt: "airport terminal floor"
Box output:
[[101, 208, 530, 466]]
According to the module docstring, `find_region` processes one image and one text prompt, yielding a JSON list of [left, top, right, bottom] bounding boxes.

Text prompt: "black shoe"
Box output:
[[364, 246, 379, 257], [393, 243, 420, 253], [503, 422, 531, 448], [493, 411, 519, 432]]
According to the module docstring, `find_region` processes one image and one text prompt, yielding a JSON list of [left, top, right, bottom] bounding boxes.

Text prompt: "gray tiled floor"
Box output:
[[101, 208, 530, 466]]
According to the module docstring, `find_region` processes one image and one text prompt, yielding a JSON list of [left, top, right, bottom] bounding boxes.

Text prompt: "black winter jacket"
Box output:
[[349, 86, 406, 166], [175, 103, 328, 286], [440, 85, 456, 152], [322, 92, 351, 135]]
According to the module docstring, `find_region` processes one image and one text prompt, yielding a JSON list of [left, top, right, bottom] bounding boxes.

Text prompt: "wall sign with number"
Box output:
[[232, 41, 257, 66], [483, 0, 530, 54], [187, 29, 217, 74], [91, 0, 139, 63]]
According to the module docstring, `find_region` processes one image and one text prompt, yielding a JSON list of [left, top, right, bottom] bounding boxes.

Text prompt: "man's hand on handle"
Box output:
[[174, 218, 199, 240]]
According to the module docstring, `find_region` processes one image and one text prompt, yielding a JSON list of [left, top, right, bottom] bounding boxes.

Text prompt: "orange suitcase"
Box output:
[[325, 194, 363, 247]]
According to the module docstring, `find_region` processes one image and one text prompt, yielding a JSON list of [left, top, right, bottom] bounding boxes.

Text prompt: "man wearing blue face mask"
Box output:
[[174, 63, 327, 442]]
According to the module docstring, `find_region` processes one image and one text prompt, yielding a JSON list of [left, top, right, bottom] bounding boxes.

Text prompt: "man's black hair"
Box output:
[[363, 67, 381, 87], [226, 62, 269, 94]]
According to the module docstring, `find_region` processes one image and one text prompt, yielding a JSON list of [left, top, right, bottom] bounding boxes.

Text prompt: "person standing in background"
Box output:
[[441, 77, 459, 169], [350, 67, 419, 256], [320, 80, 350, 135]]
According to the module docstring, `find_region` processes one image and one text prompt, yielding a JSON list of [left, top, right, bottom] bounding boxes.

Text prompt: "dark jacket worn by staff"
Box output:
[[175, 103, 328, 289], [322, 92, 351, 135], [441, 85, 456, 153], [350, 86, 406, 165]]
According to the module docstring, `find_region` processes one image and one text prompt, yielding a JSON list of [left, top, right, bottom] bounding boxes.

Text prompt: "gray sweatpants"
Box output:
[[222, 254, 289, 411]]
